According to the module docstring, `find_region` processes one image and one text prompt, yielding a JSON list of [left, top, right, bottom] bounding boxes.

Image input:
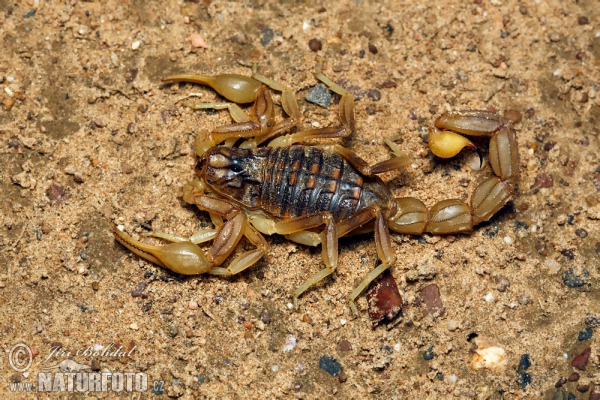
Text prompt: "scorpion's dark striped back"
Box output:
[[202, 146, 365, 221]]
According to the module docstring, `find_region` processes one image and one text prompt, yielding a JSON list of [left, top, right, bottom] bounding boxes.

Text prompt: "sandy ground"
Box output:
[[1, 0, 599, 398]]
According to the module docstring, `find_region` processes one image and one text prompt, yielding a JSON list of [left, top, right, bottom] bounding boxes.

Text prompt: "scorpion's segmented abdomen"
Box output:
[[261, 146, 363, 221]]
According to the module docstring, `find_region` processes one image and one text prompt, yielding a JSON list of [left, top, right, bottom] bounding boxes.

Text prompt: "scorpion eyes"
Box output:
[[230, 161, 243, 173]]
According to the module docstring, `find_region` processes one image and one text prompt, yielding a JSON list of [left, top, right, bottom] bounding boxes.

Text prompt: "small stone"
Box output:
[[129, 323, 138, 330], [368, 43, 378, 54], [562, 268, 588, 288], [590, 391, 600, 400], [577, 385, 589, 393], [571, 347, 591, 370], [549, 32, 560, 42], [131, 41, 141, 50], [260, 28, 274, 46], [367, 89, 381, 101], [577, 327, 592, 341], [169, 325, 179, 337], [92, 282, 99, 291], [533, 173, 553, 188], [423, 346, 435, 360], [516, 354, 532, 389], [93, 118, 105, 128], [243, 321, 253, 330], [519, 5, 527, 14], [568, 372, 580, 382], [420, 284, 445, 317], [504, 109, 522, 124], [187, 34, 208, 48], [338, 340, 352, 352], [131, 282, 147, 297], [577, 16, 589, 25], [308, 38, 322, 52], [260, 310, 271, 324], [305, 84, 333, 108], [555, 377, 567, 388], [337, 372, 347, 383], [367, 269, 403, 326], [91, 359, 101, 371], [186, 329, 194, 338], [319, 355, 343, 377], [51, 342, 62, 349], [4, 97, 14, 110], [575, 228, 587, 238], [188, 300, 198, 310], [381, 81, 397, 88]]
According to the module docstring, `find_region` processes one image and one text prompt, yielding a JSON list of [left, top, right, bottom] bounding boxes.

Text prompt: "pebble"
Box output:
[[555, 377, 567, 388], [423, 346, 435, 360], [131, 41, 141, 50], [260, 310, 271, 324], [504, 109, 522, 124], [338, 339, 352, 352], [92, 282, 99, 291], [131, 281, 148, 297], [368, 43, 378, 54], [366, 269, 403, 326], [578, 16, 589, 25], [590, 391, 600, 400], [516, 354, 532, 389], [186, 330, 194, 338], [420, 284, 445, 317], [367, 89, 381, 101], [319, 356, 343, 377], [308, 38, 322, 52], [187, 34, 208, 48], [577, 327, 592, 341], [562, 267, 588, 288], [471, 340, 507, 371], [305, 84, 333, 108], [282, 337, 296, 352], [571, 347, 591, 370], [574, 228, 587, 238], [533, 172, 554, 188], [381, 81, 397, 88], [169, 325, 179, 337], [4, 97, 14, 110], [129, 323, 139, 330], [568, 372, 580, 382], [260, 28, 274, 46], [188, 300, 198, 310]]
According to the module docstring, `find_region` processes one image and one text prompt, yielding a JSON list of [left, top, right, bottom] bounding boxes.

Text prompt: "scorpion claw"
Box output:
[[113, 227, 213, 275]]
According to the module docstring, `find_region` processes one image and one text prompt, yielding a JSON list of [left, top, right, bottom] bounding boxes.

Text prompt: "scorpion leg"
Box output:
[[269, 212, 338, 308], [191, 195, 268, 275], [326, 145, 412, 176], [142, 229, 218, 244], [336, 205, 395, 316], [389, 110, 519, 235]]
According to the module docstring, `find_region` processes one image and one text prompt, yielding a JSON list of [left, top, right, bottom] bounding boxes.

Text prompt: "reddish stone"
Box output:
[[420, 284, 445, 317], [571, 347, 591, 370], [367, 269, 402, 326], [590, 390, 600, 400], [533, 173, 554, 188]]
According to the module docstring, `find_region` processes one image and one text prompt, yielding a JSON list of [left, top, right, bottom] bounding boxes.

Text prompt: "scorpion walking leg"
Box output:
[[336, 206, 395, 316], [389, 110, 519, 235], [271, 212, 338, 308], [191, 195, 268, 275]]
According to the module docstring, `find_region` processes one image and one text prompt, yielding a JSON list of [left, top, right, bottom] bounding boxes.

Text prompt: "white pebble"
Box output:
[[188, 300, 198, 310], [129, 322, 139, 330], [23, 372, 30, 378], [282, 336, 297, 352], [132, 41, 141, 50], [449, 374, 457, 383], [93, 344, 104, 351], [302, 20, 310, 31], [484, 292, 495, 303], [447, 319, 458, 331], [471, 340, 507, 371], [295, 363, 304, 370], [563, 353, 568, 360], [394, 343, 402, 352], [503, 236, 513, 244], [545, 259, 560, 274], [340, 319, 347, 326], [287, 303, 293, 309], [272, 365, 279, 372]]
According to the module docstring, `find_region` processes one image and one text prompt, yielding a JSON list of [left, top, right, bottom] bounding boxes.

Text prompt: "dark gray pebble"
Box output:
[[516, 354, 532, 389], [305, 84, 333, 108], [562, 268, 589, 288], [578, 327, 592, 341], [319, 355, 343, 377], [261, 28, 274, 46], [423, 346, 435, 360]]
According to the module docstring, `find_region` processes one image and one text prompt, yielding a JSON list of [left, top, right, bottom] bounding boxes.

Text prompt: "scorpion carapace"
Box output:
[[114, 65, 519, 315]]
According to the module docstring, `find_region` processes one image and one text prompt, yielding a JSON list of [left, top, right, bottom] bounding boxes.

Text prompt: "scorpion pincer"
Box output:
[[114, 66, 519, 315]]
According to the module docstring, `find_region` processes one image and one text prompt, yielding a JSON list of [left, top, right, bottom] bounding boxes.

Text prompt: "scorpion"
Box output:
[[114, 65, 519, 315]]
